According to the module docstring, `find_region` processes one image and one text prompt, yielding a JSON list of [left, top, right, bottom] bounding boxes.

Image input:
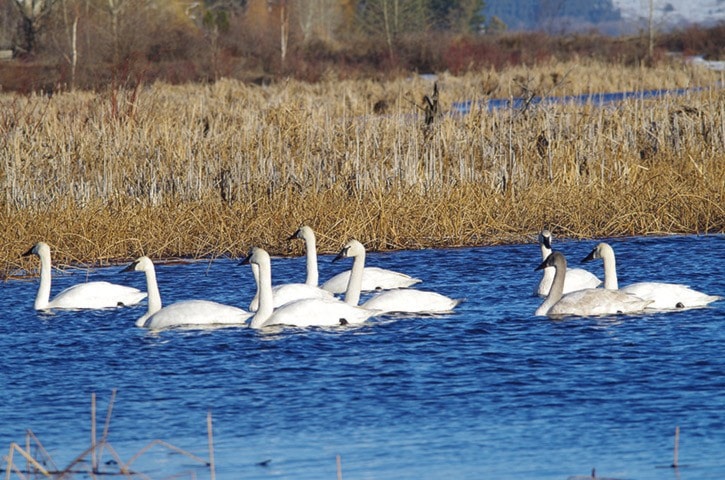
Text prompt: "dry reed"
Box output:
[[1, 59, 724, 278], [2, 391, 213, 478]]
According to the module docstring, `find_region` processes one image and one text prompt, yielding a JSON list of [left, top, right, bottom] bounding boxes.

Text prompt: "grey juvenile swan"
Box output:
[[535, 252, 651, 317]]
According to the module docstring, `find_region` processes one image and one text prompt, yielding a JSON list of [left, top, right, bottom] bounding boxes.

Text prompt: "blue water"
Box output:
[[450, 86, 711, 114], [1, 234, 724, 479]]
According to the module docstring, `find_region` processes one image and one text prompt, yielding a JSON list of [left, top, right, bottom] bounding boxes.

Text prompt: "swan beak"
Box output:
[[535, 252, 556, 271], [21, 246, 34, 257], [287, 229, 301, 241], [332, 246, 349, 263], [581, 248, 597, 264], [120, 261, 139, 273], [238, 254, 252, 266]]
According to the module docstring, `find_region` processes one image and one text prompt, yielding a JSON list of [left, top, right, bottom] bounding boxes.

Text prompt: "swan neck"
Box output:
[[35, 249, 52, 309], [541, 265, 555, 284], [344, 250, 365, 306], [250, 257, 274, 328], [537, 258, 565, 315], [540, 242, 551, 261], [601, 248, 618, 290], [144, 265, 162, 316], [304, 235, 318, 286], [248, 263, 260, 312]]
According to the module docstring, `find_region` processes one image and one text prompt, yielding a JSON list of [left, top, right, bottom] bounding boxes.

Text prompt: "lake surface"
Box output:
[[1, 234, 724, 480]]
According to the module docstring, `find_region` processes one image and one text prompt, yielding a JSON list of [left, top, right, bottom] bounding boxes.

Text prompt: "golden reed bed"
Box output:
[[1, 59, 724, 277]]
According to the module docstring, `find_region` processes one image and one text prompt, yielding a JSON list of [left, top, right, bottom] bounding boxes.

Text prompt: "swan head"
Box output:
[[240, 247, 270, 268], [333, 239, 365, 262], [22, 241, 50, 258], [582, 243, 613, 264], [122, 256, 154, 273], [536, 251, 566, 271], [538, 229, 553, 249], [289, 225, 314, 242]]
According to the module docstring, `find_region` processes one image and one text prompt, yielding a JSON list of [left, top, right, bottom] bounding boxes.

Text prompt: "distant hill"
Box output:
[[483, 0, 725, 35]]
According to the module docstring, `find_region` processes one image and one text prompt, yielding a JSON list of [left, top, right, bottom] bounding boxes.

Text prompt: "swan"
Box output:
[[535, 229, 601, 296], [535, 252, 652, 317], [241, 247, 379, 329], [291, 225, 422, 294], [247, 259, 333, 312], [582, 242, 722, 310], [122, 256, 251, 329], [334, 239, 460, 315], [22, 241, 147, 310]]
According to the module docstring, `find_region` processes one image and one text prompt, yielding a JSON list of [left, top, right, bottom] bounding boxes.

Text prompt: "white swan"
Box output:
[[535, 229, 601, 296], [335, 239, 460, 315], [242, 247, 379, 329], [582, 242, 722, 310], [247, 260, 333, 312], [535, 252, 652, 317], [22, 242, 147, 310], [123, 256, 251, 329], [291, 225, 422, 294]]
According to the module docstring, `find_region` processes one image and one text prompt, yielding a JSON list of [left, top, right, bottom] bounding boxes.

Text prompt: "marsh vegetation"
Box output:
[[2, 58, 724, 277]]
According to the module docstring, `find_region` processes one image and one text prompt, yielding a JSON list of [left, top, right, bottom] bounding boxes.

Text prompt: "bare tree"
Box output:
[[358, 0, 430, 59], [107, 0, 124, 65], [293, 0, 342, 44], [13, 0, 58, 55]]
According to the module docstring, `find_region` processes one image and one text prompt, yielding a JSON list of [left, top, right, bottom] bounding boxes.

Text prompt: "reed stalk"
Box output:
[[1, 59, 723, 276]]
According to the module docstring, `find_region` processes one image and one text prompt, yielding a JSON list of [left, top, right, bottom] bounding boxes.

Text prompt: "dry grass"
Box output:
[[1, 58, 724, 278]]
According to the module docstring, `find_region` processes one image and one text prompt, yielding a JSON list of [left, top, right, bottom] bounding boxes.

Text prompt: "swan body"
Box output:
[[322, 267, 423, 294], [123, 256, 251, 329], [362, 288, 460, 314], [247, 263, 333, 312], [535, 252, 651, 317], [335, 239, 460, 315], [536, 229, 601, 296], [242, 247, 378, 329], [23, 242, 147, 310], [582, 242, 722, 310]]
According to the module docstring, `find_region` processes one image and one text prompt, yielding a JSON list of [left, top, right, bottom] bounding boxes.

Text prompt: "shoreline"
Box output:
[[6, 229, 723, 281]]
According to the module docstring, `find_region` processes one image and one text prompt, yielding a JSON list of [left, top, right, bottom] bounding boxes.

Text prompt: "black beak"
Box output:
[[287, 229, 300, 241], [332, 246, 349, 263], [535, 252, 554, 271], [239, 254, 252, 266], [581, 248, 596, 264], [120, 261, 139, 273], [21, 246, 34, 257]]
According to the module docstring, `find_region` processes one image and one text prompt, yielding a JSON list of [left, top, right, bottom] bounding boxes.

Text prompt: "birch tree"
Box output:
[[13, 0, 58, 54]]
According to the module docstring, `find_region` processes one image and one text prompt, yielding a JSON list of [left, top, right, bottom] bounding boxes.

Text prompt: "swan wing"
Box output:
[[621, 282, 722, 309], [272, 283, 334, 308], [265, 298, 378, 327], [362, 289, 460, 314], [562, 268, 602, 293], [322, 267, 422, 294], [141, 300, 251, 329], [537, 267, 600, 297], [249, 283, 334, 312], [49, 281, 147, 310], [548, 288, 651, 317]]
